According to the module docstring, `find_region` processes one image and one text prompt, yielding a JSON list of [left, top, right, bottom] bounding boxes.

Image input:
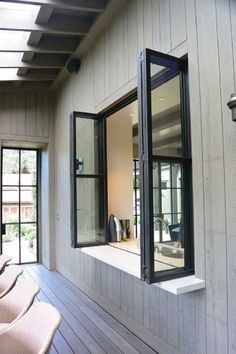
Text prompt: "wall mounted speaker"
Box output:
[[66, 59, 81, 73]]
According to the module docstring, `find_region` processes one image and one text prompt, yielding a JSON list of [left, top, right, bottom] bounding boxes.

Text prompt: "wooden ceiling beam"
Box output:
[[0, 36, 75, 53], [0, 0, 106, 13], [0, 9, 90, 35], [0, 58, 65, 69], [0, 70, 58, 81]]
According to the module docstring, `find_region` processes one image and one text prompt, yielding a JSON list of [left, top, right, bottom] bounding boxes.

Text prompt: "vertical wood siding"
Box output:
[[0, 91, 51, 142], [54, 0, 236, 353]]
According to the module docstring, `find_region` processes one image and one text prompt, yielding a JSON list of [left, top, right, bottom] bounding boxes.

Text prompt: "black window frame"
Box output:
[[138, 48, 194, 283], [70, 48, 194, 284], [70, 111, 108, 248]]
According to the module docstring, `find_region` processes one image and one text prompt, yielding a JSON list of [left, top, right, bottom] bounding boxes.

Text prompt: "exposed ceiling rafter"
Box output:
[[0, 0, 107, 13], [0, 68, 58, 81], [0, 8, 90, 35], [0, 0, 128, 90]]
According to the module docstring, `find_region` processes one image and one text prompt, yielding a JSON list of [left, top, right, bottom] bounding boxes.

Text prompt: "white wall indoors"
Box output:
[[107, 108, 134, 237], [53, 1, 236, 353]]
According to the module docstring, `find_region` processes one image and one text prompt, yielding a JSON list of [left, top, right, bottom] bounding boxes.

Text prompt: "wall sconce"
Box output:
[[227, 93, 236, 121]]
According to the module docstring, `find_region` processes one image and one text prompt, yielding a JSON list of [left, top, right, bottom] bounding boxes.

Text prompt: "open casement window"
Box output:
[[138, 49, 194, 283], [70, 112, 107, 248]]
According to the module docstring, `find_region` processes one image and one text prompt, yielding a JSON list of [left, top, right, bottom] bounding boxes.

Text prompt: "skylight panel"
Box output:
[[0, 2, 40, 13], [0, 68, 19, 80], [0, 2, 40, 28], [0, 53, 25, 67]]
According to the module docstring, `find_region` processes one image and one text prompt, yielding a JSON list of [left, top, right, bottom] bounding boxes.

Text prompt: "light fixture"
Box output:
[[227, 93, 236, 121]]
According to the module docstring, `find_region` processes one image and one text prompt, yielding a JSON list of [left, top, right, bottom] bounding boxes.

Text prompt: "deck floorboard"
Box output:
[[22, 264, 158, 354]]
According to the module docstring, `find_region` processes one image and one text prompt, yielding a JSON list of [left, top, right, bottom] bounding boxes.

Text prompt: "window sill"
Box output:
[[155, 275, 205, 295], [80, 245, 140, 278], [80, 245, 205, 295]]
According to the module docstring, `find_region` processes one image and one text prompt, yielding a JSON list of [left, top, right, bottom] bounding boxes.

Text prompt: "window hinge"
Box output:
[[138, 51, 144, 62], [140, 153, 145, 163], [142, 265, 147, 280]]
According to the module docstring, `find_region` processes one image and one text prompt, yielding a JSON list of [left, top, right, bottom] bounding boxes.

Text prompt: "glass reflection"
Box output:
[[153, 161, 184, 272], [151, 72, 182, 157], [76, 178, 105, 244], [76, 118, 100, 175]]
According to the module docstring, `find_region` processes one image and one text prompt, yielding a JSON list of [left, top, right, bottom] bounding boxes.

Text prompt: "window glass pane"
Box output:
[[163, 214, 172, 230], [76, 178, 105, 245], [161, 163, 170, 187], [153, 162, 159, 188], [161, 189, 171, 214], [21, 223, 37, 263], [154, 241, 184, 272], [21, 150, 37, 185], [2, 186, 19, 223], [150, 66, 182, 157], [2, 224, 19, 264], [76, 117, 101, 175], [172, 163, 182, 188], [20, 187, 37, 222], [171, 188, 182, 214], [2, 149, 19, 185], [153, 161, 185, 272], [153, 189, 160, 215]]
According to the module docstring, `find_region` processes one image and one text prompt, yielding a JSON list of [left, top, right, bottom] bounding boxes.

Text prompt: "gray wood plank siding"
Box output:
[[0, 90, 55, 270], [53, 1, 236, 353], [0, 91, 52, 142]]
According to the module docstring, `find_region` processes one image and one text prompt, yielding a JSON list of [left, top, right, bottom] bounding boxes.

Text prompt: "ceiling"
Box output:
[[0, 0, 125, 91]]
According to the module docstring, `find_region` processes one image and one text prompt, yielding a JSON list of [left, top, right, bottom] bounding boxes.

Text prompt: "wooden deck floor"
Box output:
[[23, 264, 158, 354]]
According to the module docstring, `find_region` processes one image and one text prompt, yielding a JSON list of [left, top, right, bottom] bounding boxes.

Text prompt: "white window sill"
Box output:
[[80, 245, 205, 295], [80, 245, 140, 278], [154, 275, 205, 295]]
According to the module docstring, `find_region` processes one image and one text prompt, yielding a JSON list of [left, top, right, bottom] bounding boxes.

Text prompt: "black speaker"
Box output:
[[66, 58, 81, 73]]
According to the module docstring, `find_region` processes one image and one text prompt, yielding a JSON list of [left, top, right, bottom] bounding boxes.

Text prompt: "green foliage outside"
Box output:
[[3, 150, 36, 182], [3, 223, 36, 249], [21, 225, 36, 249], [2, 233, 13, 242]]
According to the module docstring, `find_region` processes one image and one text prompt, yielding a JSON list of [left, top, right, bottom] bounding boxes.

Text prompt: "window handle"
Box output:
[[1, 224, 6, 235]]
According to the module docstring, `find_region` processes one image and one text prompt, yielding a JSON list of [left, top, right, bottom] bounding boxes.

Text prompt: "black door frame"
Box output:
[[0, 147, 40, 264]]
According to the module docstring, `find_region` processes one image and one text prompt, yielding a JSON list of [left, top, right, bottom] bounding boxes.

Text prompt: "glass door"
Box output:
[[1, 148, 39, 264]]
